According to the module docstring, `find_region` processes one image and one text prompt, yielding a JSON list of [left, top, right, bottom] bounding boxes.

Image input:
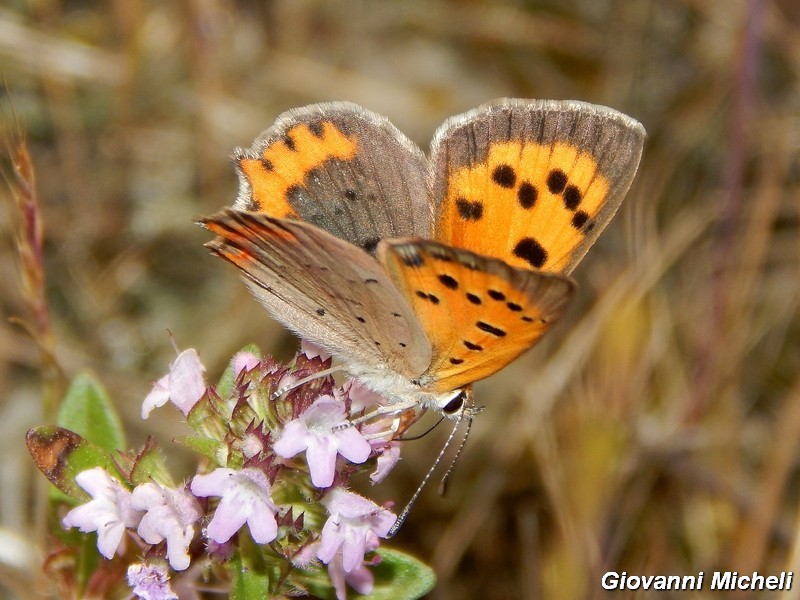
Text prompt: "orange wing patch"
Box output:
[[379, 239, 574, 393], [436, 140, 610, 273], [237, 121, 358, 217]]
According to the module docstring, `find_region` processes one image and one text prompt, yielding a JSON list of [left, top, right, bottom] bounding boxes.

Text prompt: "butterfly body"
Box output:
[[202, 99, 645, 421]]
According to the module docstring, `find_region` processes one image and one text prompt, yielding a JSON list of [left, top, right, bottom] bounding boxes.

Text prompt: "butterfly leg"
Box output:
[[332, 399, 422, 432], [271, 365, 346, 399]]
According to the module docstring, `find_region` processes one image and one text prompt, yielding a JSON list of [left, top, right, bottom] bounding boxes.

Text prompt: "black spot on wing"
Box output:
[[308, 121, 325, 137], [518, 182, 538, 209], [415, 291, 440, 305], [456, 198, 484, 221], [286, 184, 304, 202], [572, 211, 589, 229], [492, 164, 516, 188], [513, 237, 548, 268], [522, 315, 547, 324], [563, 185, 582, 210], [476, 321, 506, 337], [438, 274, 458, 289], [547, 169, 567, 194]]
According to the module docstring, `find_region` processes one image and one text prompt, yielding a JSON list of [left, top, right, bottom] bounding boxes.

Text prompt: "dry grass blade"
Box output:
[[3, 125, 64, 413]]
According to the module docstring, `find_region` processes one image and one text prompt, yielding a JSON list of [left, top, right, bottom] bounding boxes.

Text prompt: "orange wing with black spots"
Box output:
[[378, 238, 575, 393], [234, 102, 432, 254], [237, 120, 358, 219], [430, 99, 645, 274]]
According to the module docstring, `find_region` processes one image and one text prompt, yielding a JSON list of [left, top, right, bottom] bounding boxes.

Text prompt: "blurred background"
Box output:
[[1, 0, 799, 598]]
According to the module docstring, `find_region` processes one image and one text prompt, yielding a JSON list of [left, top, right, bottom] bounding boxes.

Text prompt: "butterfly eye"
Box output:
[[442, 390, 466, 416]]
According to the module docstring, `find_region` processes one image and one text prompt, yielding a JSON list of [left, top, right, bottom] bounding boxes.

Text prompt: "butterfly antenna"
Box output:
[[386, 411, 466, 538], [437, 412, 473, 496]]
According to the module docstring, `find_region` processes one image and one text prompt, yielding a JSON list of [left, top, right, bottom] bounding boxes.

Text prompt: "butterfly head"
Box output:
[[427, 386, 481, 422]]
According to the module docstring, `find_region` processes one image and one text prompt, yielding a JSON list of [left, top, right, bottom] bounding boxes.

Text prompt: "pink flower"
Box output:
[[142, 349, 206, 419], [130, 482, 202, 571], [300, 340, 330, 360], [241, 432, 265, 459], [369, 441, 401, 484], [62, 468, 143, 559], [346, 383, 403, 484], [273, 396, 371, 488], [317, 488, 396, 573], [232, 351, 260, 376], [126, 562, 178, 600], [191, 468, 278, 544], [345, 381, 384, 413], [327, 552, 375, 600], [142, 348, 206, 419]]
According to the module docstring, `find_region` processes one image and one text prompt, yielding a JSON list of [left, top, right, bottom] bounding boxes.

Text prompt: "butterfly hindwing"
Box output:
[[234, 102, 432, 254], [202, 209, 432, 378], [430, 99, 645, 274], [378, 238, 575, 393]]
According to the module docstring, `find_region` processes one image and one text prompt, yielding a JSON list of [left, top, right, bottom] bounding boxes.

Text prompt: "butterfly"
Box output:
[[200, 100, 645, 422]]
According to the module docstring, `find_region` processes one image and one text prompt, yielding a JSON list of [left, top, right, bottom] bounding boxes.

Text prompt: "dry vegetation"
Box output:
[[1, 1, 799, 598]]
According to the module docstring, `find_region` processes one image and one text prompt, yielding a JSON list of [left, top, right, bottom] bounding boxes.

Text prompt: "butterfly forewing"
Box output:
[[430, 99, 645, 274], [202, 210, 432, 378], [234, 102, 432, 254], [378, 239, 575, 393]]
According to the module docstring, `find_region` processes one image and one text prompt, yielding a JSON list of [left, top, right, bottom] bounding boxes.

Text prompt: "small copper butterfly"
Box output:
[[201, 100, 645, 421]]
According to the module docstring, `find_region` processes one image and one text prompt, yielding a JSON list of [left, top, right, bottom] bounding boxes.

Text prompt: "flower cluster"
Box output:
[[54, 345, 417, 599]]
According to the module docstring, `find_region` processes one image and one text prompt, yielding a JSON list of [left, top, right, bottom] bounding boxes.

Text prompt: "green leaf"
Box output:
[[26, 426, 126, 500], [186, 390, 229, 440], [358, 549, 436, 600], [229, 551, 272, 600], [296, 548, 436, 600], [57, 372, 126, 451], [129, 438, 173, 487], [174, 434, 228, 464], [295, 563, 335, 599]]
